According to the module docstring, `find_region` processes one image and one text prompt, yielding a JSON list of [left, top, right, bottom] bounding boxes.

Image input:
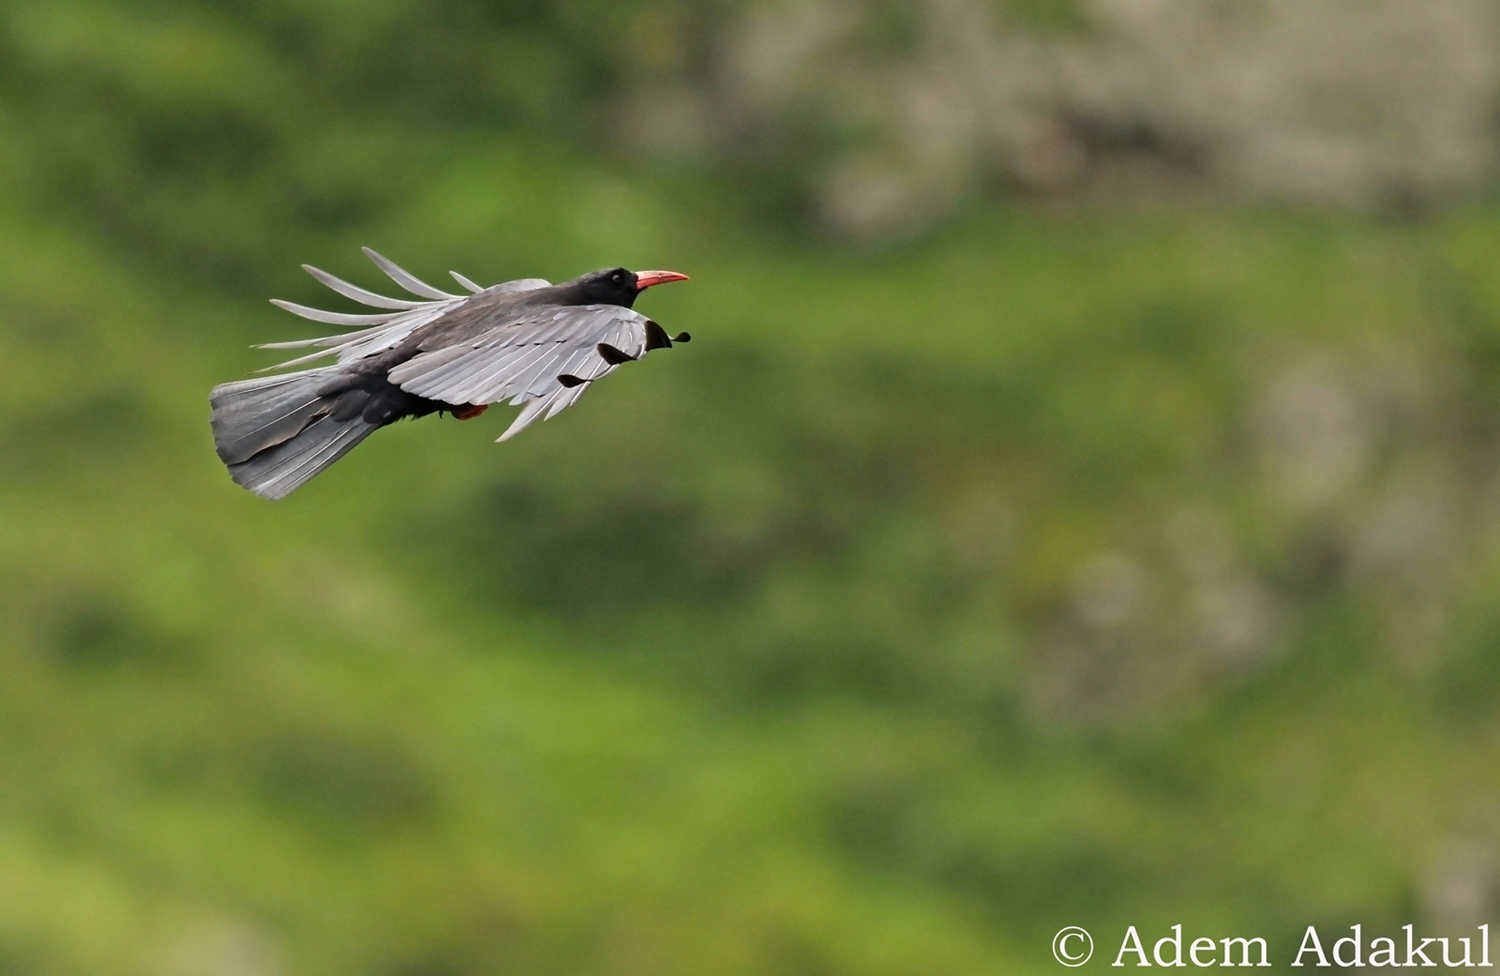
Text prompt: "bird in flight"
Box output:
[[210, 248, 690, 499]]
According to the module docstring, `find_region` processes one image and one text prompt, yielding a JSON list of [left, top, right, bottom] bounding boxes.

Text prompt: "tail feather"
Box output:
[[225, 413, 377, 500], [209, 367, 377, 499], [211, 369, 337, 465]]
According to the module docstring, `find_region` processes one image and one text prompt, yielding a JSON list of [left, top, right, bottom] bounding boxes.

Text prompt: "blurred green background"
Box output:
[[4, 1, 1500, 973]]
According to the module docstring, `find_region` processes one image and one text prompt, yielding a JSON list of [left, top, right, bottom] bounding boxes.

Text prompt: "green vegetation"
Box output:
[[3, 3, 1500, 974]]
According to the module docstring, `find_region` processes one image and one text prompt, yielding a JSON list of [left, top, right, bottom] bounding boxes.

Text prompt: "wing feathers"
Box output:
[[492, 277, 552, 295], [383, 304, 661, 439], [269, 300, 405, 327], [254, 323, 394, 351], [497, 394, 553, 442], [451, 271, 485, 293], [362, 247, 458, 300], [303, 265, 426, 310], [389, 306, 650, 406], [545, 376, 596, 419]]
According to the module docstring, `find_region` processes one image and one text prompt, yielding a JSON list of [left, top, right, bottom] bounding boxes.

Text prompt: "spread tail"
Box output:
[[210, 368, 378, 500]]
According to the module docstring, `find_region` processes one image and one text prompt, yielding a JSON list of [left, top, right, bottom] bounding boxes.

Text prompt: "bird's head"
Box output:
[[572, 267, 689, 308]]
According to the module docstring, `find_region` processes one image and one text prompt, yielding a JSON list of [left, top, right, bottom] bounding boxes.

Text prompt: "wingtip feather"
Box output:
[[362, 246, 458, 300], [451, 271, 485, 293]]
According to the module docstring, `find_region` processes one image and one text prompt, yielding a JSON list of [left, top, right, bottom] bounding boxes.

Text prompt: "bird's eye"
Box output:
[[611, 272, 622, 283]]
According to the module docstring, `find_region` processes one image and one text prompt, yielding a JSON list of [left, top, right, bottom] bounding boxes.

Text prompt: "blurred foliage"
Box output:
[[3, 2, 1500, 976]]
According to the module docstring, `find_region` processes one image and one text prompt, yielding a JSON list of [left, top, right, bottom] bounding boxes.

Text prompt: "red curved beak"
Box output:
[[634, 270, 690, 290]]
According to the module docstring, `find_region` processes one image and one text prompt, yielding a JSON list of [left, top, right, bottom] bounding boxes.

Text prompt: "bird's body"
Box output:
[[210, 250, 689, 499]]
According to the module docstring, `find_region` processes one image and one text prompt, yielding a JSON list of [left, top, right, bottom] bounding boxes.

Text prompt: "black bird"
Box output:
[[210, 248, 690, 499]]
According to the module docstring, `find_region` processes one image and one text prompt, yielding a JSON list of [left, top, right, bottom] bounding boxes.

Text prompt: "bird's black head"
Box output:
[[568, 267, 689, 308]]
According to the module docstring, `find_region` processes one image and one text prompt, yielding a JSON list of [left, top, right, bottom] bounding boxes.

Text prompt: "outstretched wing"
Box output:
[[386, 304, 684, 441], [255, 247, 551, 372]]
